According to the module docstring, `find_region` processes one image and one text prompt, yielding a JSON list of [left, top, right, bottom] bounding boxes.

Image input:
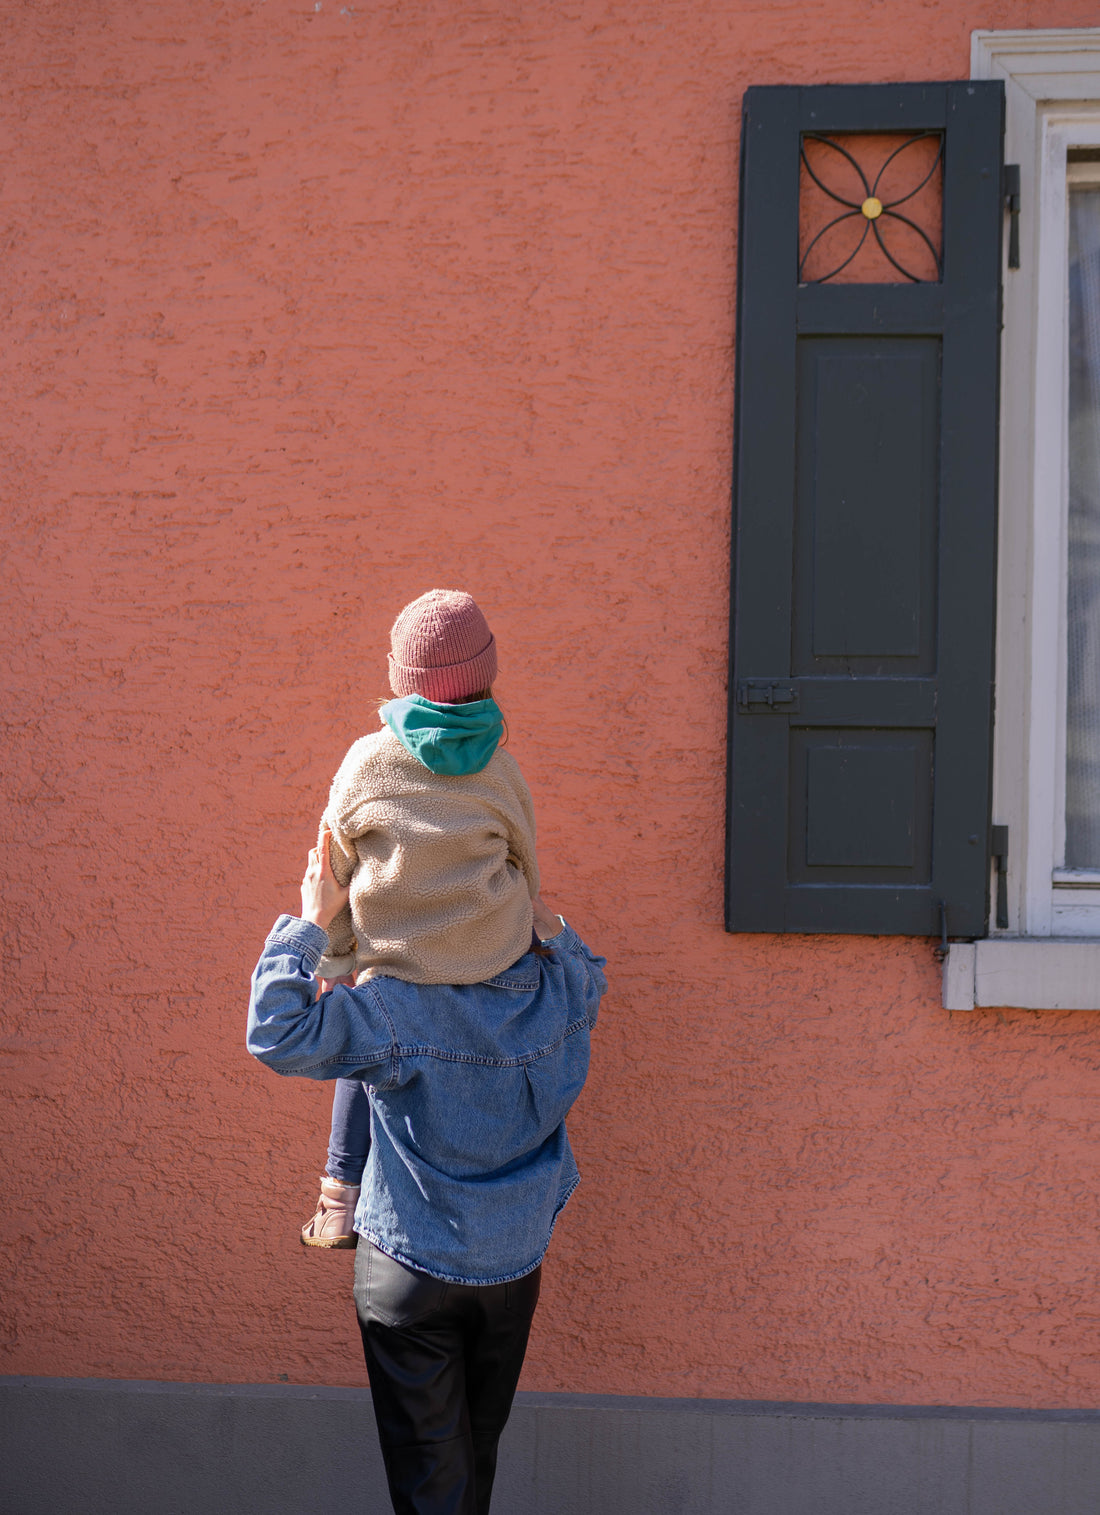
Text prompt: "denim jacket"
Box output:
[[247, 915, 607, 1285]]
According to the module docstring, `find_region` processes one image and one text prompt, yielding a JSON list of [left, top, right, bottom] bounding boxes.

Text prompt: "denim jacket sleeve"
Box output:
[[246, 914, 397, 1082]]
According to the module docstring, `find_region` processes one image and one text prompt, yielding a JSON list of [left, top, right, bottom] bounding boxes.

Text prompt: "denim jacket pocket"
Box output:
[[359, 1242, 449, 1328]]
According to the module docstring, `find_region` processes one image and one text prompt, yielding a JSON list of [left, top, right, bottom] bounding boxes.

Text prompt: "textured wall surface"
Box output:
[[2, 0, 1100, 1409]]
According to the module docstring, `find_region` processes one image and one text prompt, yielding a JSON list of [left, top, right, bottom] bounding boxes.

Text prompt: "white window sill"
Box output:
[[943, 938, 1100, 1010]]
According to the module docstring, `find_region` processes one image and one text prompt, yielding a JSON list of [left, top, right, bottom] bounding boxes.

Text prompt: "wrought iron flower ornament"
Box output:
[[799, 131, 944, 283]]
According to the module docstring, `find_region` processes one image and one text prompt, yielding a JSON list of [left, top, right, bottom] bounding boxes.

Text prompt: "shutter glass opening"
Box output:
[[726, 82, 1005, 936]]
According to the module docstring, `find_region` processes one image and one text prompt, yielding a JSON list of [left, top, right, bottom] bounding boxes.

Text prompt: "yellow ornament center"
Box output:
[[861, 196, 883, 220]]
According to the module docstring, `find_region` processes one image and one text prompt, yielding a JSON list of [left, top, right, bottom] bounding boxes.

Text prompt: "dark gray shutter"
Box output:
[[726, 82, 1004, 936]]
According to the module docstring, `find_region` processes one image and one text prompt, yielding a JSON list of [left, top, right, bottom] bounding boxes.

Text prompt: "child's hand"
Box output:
[[300, 829, 351, 930], [533, 894, 564, 941]]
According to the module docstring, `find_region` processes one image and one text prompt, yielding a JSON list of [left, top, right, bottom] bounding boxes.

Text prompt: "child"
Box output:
[[300, 587, 540, 1247]]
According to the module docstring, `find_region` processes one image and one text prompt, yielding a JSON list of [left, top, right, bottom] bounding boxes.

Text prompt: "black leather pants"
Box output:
[[353, 1240, 541, 1515]]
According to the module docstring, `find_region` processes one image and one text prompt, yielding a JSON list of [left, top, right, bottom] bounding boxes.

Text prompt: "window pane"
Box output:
[[1066, 188, 1100, 867]]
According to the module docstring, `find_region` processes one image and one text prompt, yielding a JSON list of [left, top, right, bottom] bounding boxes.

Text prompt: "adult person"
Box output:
[[247, 836, 607, 1515]]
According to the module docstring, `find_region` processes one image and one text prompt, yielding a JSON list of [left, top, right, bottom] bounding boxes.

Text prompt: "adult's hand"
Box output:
[[532, 894, 564, 941], [320, 974, 356, 993], [301, 828, 351, 930]]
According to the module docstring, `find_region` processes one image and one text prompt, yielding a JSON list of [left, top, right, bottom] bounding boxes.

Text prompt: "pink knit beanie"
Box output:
[[387, 589, 498, 704]]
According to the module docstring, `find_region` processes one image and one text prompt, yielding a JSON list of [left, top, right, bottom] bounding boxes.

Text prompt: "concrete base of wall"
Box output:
[[3, 1376, 1100, 1515]]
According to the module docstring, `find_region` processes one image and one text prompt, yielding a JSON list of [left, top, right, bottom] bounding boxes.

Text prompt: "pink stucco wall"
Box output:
[[3, 0, 1100, 1408]]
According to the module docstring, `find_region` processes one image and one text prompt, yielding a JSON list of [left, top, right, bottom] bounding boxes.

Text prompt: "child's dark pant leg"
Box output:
[[326, 1078, 372, 1184]]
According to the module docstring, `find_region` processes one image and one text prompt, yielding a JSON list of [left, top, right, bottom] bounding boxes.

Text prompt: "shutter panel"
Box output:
[[726, 82, 1004, 936]]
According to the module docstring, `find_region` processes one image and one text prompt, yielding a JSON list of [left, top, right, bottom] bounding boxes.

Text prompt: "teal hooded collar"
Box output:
[[380, 694, 504, 776]]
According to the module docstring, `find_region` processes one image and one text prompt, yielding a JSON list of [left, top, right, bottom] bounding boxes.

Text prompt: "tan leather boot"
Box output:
[[300, 1178, 360, 1249]]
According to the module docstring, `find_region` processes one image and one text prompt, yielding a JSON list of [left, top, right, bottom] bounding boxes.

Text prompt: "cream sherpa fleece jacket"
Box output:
[[317, 726, 540, 986]]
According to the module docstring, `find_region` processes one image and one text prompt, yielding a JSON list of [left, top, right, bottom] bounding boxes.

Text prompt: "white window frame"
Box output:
[[945, 30, 1100, 1008]]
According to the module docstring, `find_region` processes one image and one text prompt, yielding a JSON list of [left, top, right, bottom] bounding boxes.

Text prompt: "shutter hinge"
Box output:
[[933, 900, 949, 963], [737, 679, 799, 712], [991, 824, 1009, 928], [1003, 164, 1021, 270]]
